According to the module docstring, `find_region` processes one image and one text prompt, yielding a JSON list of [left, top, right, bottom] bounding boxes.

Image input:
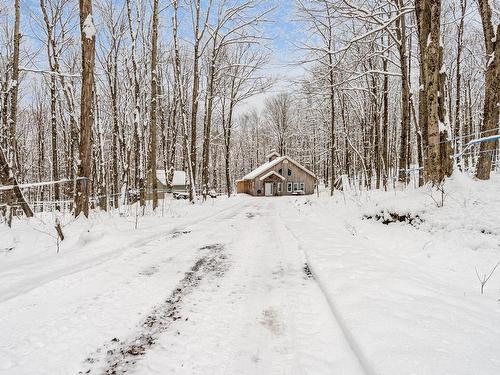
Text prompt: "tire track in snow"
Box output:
[[80, 244, 229, 375], [78, 202, 257, 374], [277, 209, 378, 375], [0, 200, 246, 304]]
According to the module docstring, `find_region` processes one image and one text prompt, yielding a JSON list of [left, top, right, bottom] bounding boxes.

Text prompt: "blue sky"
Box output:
[[235, 0, 306, 111], [17, 0, 303, 111]]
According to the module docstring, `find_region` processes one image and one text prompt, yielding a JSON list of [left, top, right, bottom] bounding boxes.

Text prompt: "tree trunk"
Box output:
[[0, 0, 33, 220], [382, 48, 389, 190], [330, 90, 336, 195], [475, 1, 499, 180], [189, 0, 204, 184], [202, 48, 217, 200], [50, 74, 60, 210], [224, 97, 235, 198], [148, 0, 159, 209], [415, 0, 452, 184], [173, 0, 196, 202], [75, 0, 95, 218], [9, 0, 21, 169], [111, 72, 119, 208], [454, 0, 466, 168], [396, 1, 410, 183]]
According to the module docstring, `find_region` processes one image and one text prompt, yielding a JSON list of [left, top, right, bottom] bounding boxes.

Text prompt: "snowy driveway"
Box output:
[[0, 198, 365, 375], [1, 193, 499, 375], [131, 199, 367, 375]]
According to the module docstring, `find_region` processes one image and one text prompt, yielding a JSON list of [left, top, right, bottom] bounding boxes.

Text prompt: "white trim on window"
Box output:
[[293, 182, 299, 191], [287, 182, 293, 192], [299, 182, 305, 191]]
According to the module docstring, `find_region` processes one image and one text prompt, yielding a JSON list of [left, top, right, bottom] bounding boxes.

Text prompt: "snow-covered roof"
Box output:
[[259, 170, 285, 181], [172, 170, 186, 186], [240, 156, 316, 181], [156, 170, 187, 186]]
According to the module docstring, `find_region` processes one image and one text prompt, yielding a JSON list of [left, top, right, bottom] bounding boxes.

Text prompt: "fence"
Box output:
[[0, 177, 224, 219]]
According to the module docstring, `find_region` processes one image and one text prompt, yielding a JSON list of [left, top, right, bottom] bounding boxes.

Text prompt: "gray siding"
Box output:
[[247, 160, 315, 196]]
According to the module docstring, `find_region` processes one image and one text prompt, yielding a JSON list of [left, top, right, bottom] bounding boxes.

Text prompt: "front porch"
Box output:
[[260, 171, 285, 196]]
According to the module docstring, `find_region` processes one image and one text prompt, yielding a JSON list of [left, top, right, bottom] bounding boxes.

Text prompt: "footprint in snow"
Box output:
[[260, 308, 284, 335], [138, 266, 159, 276]]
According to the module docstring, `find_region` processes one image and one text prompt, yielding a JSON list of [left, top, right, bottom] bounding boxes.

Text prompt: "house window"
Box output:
[[287, 182, 293, 192], [299, 182, 305, 191], [277, 183, 282, 193], [278, 168, 283, 176], [287, 168, 292, 176], [293, 182, 299, 191]]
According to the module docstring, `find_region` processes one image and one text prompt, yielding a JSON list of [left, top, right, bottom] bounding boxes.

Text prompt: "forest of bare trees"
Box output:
[[0, 0, 498, 222]]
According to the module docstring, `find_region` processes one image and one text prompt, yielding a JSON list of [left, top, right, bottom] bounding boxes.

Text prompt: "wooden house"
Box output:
[[236, 152, 316, 196]]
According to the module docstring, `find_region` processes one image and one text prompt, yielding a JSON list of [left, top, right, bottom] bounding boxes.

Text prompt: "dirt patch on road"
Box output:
[[303, 263, 314, 279], [80, 243, 228, 375], [245, 212, 260, 219], [138, 266, 159, 277], [260, 308, 284, 335], [171, 230, 191, 239]]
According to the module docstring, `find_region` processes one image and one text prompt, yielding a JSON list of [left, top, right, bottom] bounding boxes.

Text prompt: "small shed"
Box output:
[[153, 170, 187, 196], [171, 170, 187, 193], [236, 152, 316, 196]]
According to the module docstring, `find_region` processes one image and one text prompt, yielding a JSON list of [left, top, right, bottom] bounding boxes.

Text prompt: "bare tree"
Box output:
[[9, 0, 21, 167], [200, 0, 270, 199], [415, 0, 452, 184], [39, 0, 63, 210], [394, 0, 410, 184], [475, 0, 499, 180], [148, 0, 159, 209], [265, 93, 294, 156], [219, 43, 271, 196], [0, 0, 33, 222], [74, 0, 96, 217], [172, 0, 196, 202], [97, 0, 126, 209], [189, 0, 212, 185], [453, 0, 467, 160]]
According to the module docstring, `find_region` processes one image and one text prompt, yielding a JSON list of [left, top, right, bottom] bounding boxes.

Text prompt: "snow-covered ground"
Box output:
[[1, 174, 499, 375]]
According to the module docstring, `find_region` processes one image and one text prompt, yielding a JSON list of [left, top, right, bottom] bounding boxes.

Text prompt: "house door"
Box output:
[[265, 182, 273, 196]]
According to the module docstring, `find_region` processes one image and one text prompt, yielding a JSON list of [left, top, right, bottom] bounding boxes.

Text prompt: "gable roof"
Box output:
[[240, 156, 316, 181], [259, 170, 285, 181]]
